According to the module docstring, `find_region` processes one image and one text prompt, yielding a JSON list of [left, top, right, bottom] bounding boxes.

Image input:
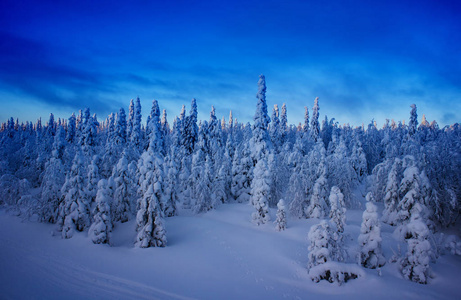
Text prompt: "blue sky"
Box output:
[[1, 0, 460, 127]]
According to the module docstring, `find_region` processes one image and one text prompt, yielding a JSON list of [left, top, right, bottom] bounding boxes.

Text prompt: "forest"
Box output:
[[1, 75, 460, 285]]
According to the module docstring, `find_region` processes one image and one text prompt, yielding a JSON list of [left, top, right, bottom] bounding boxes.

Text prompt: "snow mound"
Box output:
[[309, 262, 365, 285]]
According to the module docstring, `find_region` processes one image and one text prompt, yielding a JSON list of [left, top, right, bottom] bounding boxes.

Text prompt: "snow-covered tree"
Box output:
[[114, 107, 127, 146], [87, 155, 100, 204], [396, 156, 428, 225], [308, 220, 332, 270], [400, 205, 432, 284], [231, 127, 253, 203], [280, 103, 288, 144], [39, 153, 65, 223], [213, 149, 231, 206], [135, 183, 167, 248], [305, 164, 329, 219], [135, 99, 167, 248], [79, 108, 98, 154], [270, 104, 281, 151], [327, 136, 356, 207], [249, 75, 272, 224], [382, 158, 402, 225], [350, 134, 367, 183], [275, 199, 287, 231], [358, 193, 386, 269], [163, 155, 178, 217], [250, 74, 272, 162], [130, 97, 143, 151], [59, 151, 91, 239], [288, 140, 309, 218], [329, 186, 346, 233], [193, 155, 214, 214], [303, 106, 309, 133], [89, 179, 113, 245], [408, 104, 418, 137], [182, 98, 199, 154], [112, 152, 136, 222], [311, 97, 320, 142], [67, 113, 77, 144], [251, 159, 271, 225]]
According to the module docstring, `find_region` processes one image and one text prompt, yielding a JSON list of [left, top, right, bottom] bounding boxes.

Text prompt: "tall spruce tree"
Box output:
[[250, 75, 272, 224]]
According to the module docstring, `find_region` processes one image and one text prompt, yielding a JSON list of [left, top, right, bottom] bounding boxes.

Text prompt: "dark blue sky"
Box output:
[[1, 0, 460, 127]]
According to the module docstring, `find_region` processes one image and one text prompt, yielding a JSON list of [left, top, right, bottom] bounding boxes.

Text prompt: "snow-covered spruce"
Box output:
[[358, 193, 386, 269], [307, 220, 332, 271], [134, 101, 167, 248], [305, 165, 329, 219], [59, 151, 91, 239], [329, 186, 346, 233], [307, 220, 356, 284], [39, 153, 65, 224], [250, 159, 271, 225], [249, 74, 272, 225], [135, 184, 167, 248], [163, 155, 178, 217], [396, 156, 428, 226], [399, 204, 432, 284], [88, 179, 113, 245], [275, 199, 287, 231], [382, 157, 401, 225], [112, 152, 136, 223]]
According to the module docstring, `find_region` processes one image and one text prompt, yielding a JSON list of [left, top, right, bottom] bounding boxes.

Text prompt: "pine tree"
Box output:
[[87, 155, 100, 205], [193, 155, 213, 213], [40, 149, 65, 223], [46, 113, 56, 137], [329, 186, 346, 233], [400, 205, 432, 284], [270, 104, 281, 151], [327, 136, 356, 207], [79, 108, 98, 154], [115, 107, 127, 146], [135, 101, 167, 248], [135, 183, 167, 248], [280, 103, 288, 144], [231, 141, 252, 203], [163, 154, 178, 217], [213, 149, 231, 206], [251, 159, 271, 225], [307, 220, 332, 270], [250, 75, 272, 224], [250, 75, 272, 162], [397, 156, 427, 225], [305, 164, 329, 219], [303, 106, 310, 133], [182, 98, 199, 154], [127, 99, 135, 143], [112, 152, 136, 222], [350, 134, 367, 183], [408, 104, 418, 137], [288, 139, 309, 218], [59, 151, 91, 239], [311, 97, 320, 142], [67, 113, 77, 143], [358, 193, 386, 269], [275, 199, 287, 231], [130, 97, 143, 151], [382, 158, 402, 225], [89, 179, 113, 245]]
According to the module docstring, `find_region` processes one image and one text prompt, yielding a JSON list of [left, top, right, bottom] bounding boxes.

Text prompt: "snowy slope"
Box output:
[[1, 204, 460, 300]]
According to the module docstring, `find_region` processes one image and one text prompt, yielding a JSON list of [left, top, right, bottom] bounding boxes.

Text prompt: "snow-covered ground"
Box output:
[[1, 203, 460, 300]]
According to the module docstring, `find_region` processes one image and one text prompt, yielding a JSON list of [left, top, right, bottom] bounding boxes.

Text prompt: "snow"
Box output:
[[1, 203, 461, 300]]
